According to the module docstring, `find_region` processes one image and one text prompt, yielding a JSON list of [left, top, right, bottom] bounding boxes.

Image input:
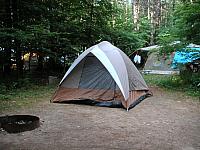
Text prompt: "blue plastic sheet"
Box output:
[[171, 48, 200, 69]]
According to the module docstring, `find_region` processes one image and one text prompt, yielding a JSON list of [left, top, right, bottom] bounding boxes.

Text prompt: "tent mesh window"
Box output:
[[79, 56, 116, 91]]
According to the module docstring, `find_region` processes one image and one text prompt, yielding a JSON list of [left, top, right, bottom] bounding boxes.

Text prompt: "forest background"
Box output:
[[0, 0, 199, 100]]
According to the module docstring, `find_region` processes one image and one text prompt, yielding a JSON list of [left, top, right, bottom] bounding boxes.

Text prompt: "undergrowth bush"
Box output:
[[0, 80, 56, 112], [180, 69, 200, 88], [144, 74, 200, 97], [0, 77, 54, 101]]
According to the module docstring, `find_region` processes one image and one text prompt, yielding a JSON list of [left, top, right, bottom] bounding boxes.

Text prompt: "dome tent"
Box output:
[[51, 41, 152, 110]]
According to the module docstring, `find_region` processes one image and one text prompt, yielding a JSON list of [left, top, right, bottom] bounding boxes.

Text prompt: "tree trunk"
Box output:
[[3, 47, 11, 77], [88, 0, 94, 45], [148, 0, 150, 19], [37, 55, 44, 71], [16, 45, 23, 78], [132, 0, 140, 31]]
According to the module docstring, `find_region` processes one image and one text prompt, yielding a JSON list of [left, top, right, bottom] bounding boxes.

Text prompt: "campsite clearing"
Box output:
[[0, 86, 200, 150]]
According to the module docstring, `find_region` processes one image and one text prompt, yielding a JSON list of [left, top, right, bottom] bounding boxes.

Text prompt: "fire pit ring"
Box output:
[[0, 115, 40, 133]]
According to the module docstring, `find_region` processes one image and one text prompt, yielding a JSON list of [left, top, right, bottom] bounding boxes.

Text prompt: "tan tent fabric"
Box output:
[[52, 41, 151, 109]]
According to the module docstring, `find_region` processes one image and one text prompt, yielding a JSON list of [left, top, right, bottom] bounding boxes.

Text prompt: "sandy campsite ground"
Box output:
[[0, 87, 200, 150]]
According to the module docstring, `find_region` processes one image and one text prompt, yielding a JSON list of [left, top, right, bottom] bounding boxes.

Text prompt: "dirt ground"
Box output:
[[0, 87, 200, 150]]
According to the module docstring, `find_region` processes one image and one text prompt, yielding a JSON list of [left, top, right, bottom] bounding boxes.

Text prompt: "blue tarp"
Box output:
[[172, 47, 200, 69]]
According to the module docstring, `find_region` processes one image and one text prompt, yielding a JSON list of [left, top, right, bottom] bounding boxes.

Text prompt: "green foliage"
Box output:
[[0, 0, 152, 86], [179, 67, 200, 87], [144, 74, 200, 97], [0, 0, 147, 74], [156, 1, 200, 88], [137, 17, 151, 47], [105, 3, 149, 54], [174, 1, 200, 44], [0, 83, 56, 112], [158, 0, 200, 50]]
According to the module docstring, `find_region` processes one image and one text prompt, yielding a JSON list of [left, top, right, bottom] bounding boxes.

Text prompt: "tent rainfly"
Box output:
[[51, 41, 152, 110]]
